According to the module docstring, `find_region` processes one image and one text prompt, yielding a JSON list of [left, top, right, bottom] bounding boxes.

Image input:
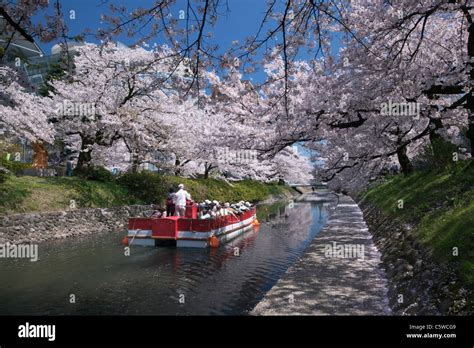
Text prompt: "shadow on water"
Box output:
[[0, 194, 333, 315]]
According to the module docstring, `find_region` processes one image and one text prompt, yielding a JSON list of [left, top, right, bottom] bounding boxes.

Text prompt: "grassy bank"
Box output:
[[0, 173, 295, 215], [361, 160, 474, 288]]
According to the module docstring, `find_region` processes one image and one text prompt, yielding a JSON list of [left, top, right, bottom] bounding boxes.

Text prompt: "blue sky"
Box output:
[[36, 0, 341, 83], [38, 0, 280, 82]]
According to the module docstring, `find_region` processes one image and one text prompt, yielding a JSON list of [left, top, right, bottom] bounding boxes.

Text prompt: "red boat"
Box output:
[[124, 203, 259, 248]]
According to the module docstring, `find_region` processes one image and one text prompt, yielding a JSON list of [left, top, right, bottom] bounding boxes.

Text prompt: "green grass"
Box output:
[[0, 176, 135, 215], [0, 174, 295, 215], [361, 160, 474, 288], [162, 177, 291, 203]]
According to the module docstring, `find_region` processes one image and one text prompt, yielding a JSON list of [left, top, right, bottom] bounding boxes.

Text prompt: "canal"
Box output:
[[0, 196, 332, 315]]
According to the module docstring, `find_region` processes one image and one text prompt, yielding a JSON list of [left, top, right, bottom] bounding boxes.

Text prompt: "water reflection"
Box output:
[[0, 195, 331, 315]]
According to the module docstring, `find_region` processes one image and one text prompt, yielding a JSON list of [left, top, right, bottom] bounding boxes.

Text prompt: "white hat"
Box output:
[[224, 202, 230, 207], [178, 184, 184, 189]]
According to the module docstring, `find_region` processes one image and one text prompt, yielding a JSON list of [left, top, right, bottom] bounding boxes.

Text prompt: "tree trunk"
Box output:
[[396, 145, 413, 176], [131, 158, 139, 173], [130, 151, 140, 173], [76, 136, 94, 170], [174, 159, 182, 176], [429, 118, 444, 158], [203, 163, 212, 179], [467, 119, 474, 156]]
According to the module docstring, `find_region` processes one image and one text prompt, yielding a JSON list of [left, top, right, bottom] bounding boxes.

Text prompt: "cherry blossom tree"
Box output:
[[4, 0, 471, 190], [48, 42, 180, 169], [0, 65, 54, 142], [242, 1, 474, 188], [272, 146, 314, 184]]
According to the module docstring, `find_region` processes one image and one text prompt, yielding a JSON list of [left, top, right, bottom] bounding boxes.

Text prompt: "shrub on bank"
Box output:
[[0, 157, 32, 174], [117, 171, 168, 204], [0, 166, 11, 183], [73, 165, 115, 182], [412, 137, 460, 172]]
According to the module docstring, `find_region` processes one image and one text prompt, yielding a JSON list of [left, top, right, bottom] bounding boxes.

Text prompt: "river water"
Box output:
[[0, 197, 331, 315]]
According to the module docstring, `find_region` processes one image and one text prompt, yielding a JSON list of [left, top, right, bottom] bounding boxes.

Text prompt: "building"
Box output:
[[0, 14, 70, 89]]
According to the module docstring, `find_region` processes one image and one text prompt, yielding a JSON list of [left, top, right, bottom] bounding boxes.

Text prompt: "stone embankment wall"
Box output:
[[360, 202, 471, 315], [0, 205, 153, 245]]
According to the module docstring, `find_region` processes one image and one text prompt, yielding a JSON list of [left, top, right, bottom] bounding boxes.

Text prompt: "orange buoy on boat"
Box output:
[[253, 219, 260, 226], [122, 236, 129, 246], [209, 236, 220, 248]]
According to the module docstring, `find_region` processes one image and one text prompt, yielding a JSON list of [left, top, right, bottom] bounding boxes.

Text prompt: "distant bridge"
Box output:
[[289, 183, 328, 194]]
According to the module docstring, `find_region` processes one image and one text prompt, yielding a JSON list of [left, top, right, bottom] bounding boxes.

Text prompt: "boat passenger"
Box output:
[[211, 206, 217, 216], [198, 203, 210, 219], [212, 201, 222, 216], [151, 208, 164, 218], [174, 184, 191, 217], [223, 202, 238, 218], [166, 188, 176, 217], [200, 212, 212, 219]]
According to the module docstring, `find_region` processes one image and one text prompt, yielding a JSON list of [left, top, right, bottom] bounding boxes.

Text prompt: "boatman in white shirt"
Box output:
[[174, 183, 191, 217]]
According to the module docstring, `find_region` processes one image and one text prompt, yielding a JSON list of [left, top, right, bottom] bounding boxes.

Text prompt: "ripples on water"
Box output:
[[0, 198, 331, 315]]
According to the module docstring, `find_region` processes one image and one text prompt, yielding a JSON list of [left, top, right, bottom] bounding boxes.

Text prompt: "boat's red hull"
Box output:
[[126, 207, 257, 248]]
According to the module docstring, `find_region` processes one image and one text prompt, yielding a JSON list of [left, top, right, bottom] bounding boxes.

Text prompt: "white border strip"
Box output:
[[177, 214, 256, 240], [127, 230, 152, 237]]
